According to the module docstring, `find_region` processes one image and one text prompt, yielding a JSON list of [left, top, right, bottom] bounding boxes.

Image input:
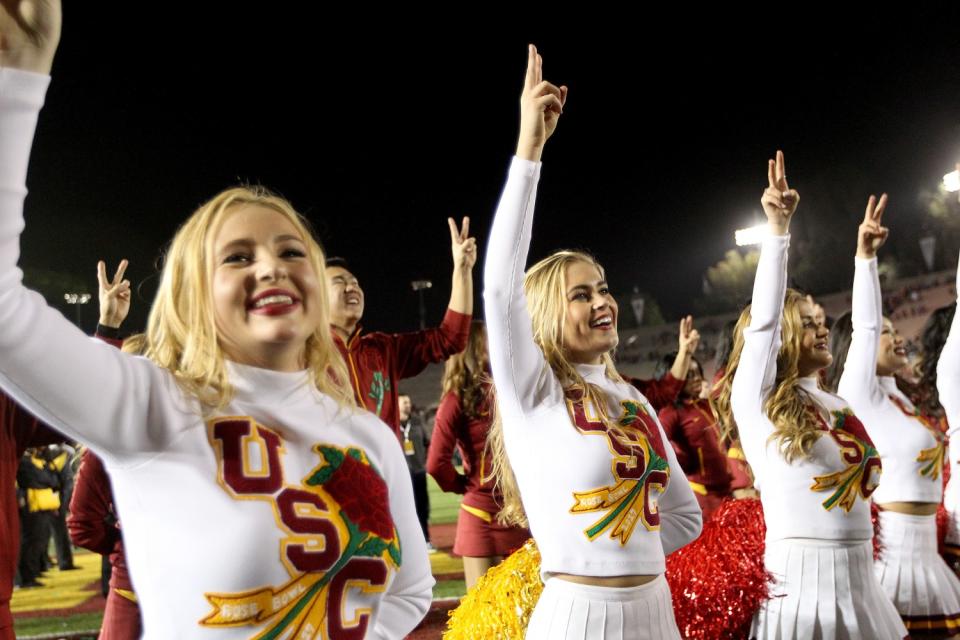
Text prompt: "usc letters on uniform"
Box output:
[[0, 68, 433, 640]]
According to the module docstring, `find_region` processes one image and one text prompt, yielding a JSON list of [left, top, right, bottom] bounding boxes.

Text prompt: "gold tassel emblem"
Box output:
[[811, 411, 881, 512]]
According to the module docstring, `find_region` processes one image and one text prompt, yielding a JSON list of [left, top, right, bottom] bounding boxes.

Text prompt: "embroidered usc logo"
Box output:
[[810, 409, 882, 512], [888, 394, 949, 481], [566, 389, 670, 545], [201, 417, 400, 639]]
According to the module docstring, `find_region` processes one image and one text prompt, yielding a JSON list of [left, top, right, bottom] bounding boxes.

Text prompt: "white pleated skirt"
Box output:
[[751, 538, 907, 640], [525, 574, 681, 640], [875, 510, 960, 637]]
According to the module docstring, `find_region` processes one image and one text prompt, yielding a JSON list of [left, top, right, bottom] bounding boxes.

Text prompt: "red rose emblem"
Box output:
[[834, 411, 876, 449], [322, 450, 396, 542]]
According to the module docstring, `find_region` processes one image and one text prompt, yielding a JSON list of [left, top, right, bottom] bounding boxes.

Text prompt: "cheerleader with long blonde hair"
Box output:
[[713, 152, 906, 639], [482, 45, 701, 640], [821, 198, 960, 638], [0, 5, 433, 637]]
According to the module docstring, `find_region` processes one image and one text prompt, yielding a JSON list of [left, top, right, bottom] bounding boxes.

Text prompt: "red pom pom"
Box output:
[[665, 498, 770, 639]]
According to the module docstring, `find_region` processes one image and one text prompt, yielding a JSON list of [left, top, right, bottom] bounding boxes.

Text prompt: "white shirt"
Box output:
[[483, 157, 701, 578], [731, 235, 881, 542], [937, 252, 960, 541], [0, 67, 432, 640], [839, 257, 945, 504]]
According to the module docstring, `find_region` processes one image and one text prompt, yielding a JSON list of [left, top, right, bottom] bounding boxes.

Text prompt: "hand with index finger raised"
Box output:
[[516, 44, 568, 162]]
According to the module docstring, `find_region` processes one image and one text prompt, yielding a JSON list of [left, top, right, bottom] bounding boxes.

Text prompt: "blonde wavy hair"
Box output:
[[120, 332, 147, 356], [489, 250, 625, 527], [713, 288, 823, 463], [142, 186, 355, 411]]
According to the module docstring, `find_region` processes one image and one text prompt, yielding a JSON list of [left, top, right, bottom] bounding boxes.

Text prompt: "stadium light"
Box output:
[[943, 169, 960, 193], [735, 224, 768, 247]]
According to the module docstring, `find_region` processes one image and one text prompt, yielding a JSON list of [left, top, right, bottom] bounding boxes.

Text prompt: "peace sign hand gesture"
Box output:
[[97, 259, 131, 329], [856, 194, 889, 260], [449, 217, 477, 271], [516, 44, 568, 163], [761, 150, 800, 235], [678, 315, 700, 354]]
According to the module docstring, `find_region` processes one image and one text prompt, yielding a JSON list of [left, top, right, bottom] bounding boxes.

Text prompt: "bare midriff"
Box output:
[[549, 573, 658, 587], [878, 501, 939, 516]]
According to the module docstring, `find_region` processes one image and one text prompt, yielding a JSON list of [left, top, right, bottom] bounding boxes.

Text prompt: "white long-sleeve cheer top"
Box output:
[[731, 234, 881, 542], [0, 67, 432, 640], [483, 157, 702, 579], [938, 253, 960, 541], [839, 256, 946, 504]]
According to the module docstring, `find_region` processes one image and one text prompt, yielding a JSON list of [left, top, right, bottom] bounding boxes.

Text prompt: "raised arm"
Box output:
[[0, 5, 168, 461], [483, 45, 567, 415], [938, 250, 960, 435], [669, 315, 701, 381], [446, 216, 476, 317], [730, 151, 799, 461], [838, 195, 889, 406], [631, 317, 700, 410]]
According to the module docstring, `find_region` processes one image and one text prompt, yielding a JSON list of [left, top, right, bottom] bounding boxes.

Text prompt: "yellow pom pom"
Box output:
[[443, 539, 543, 639]]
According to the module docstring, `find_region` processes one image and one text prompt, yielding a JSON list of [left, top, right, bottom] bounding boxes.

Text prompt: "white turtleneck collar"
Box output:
[[878, 376, 914, 410], [225, 360, 315, 406]]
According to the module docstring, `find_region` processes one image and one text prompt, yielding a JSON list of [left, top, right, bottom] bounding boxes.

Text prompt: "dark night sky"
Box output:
[[19, 8, 960, 334]]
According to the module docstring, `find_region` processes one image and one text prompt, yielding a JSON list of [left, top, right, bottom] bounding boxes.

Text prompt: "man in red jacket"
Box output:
[[326, 218, 475, 439]]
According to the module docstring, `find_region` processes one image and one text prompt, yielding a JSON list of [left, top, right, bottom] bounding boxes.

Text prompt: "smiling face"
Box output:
[[877, 317, 909, 376], [797, 297, 832, 377], [211, 204, 322, 371], [326, 266, 365, 333], [561, 260, 619, 365]]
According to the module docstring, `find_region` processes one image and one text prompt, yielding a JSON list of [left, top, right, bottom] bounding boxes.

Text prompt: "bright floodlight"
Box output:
[[735, 224, 768, 247], [944, 170, 960, 193], [64, 292, 91, 304]]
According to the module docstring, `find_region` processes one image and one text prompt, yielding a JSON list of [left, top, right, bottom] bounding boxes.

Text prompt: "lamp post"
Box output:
[[410, 280, 432, 330], [64, 292, 92, 330]]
